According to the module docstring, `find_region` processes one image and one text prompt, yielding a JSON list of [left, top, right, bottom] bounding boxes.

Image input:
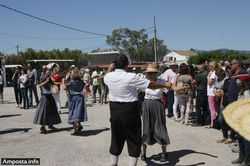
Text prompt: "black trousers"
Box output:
[[109, 101, 141, 157], [14, 85, 22, 105], [20, 88, 29, 109], [28, 85, 39, 107], [93, 85, 102, 103], [238, 137, 250, 162], [196, 91, 209, 125], [166, 90, 174, 117], [101, 84, 109, 103], [219, 111, 236, 140], [0, 84, 3, 101]]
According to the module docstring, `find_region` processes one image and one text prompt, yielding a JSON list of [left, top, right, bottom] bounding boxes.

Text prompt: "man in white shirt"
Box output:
[[104, 54, 170, 166], [159, 65, 177, 118], [91, 68, 102, 103]]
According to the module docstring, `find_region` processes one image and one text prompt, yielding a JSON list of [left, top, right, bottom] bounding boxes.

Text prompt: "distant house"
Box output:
[[162, 50, 196, 64], [87, 50, 149, 71], [87, 50, 120, 65]]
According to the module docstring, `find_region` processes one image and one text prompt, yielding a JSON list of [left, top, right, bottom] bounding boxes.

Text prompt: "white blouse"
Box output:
[[144, 79, 165, 100]]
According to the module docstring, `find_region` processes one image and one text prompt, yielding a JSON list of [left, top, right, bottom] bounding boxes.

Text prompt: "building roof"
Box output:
[[5, 64, 22, 68], [164, 52, 187, 61], [91, 63, 149, 69], [26, 59, 74, 62], [88, 51, 119, 55], [174, 50, 197, 57]]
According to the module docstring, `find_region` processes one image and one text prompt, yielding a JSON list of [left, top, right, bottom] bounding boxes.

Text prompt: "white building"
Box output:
[[162, 50, 196, 64]]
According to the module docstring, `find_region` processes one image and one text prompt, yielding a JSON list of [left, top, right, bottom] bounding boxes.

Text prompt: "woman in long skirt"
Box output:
[[51, 64, 62, 113], [141, 64, 170, 162], [67, 68, 87, 135], [33, 66, 61, 134]]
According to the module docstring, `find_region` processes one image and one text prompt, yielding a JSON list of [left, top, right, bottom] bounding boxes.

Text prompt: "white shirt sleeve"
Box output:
[[129, 74, 150, 91], [91, 71, 97, 78]]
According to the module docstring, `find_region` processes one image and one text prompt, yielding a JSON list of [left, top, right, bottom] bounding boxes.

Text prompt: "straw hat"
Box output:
[[144, 64, 158, 73], [70, 65, 76, 69], [84, 68, 90, 73], [223, 99, 250, 141], [46, 63, 55, 69]]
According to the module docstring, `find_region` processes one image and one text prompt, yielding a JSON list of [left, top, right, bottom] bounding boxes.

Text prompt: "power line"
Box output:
[[1, 46, 17, 53], [0, 3, 108, 37], [146, 30, 155, 35], [144, 26, 154, 31], [0, 32, 105, 41]]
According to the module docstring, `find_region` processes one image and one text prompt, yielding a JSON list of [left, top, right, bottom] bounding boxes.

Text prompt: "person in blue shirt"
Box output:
[[67, 68, 87, 135]]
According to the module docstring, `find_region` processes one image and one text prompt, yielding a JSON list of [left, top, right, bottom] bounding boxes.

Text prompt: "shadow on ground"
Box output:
[[145, 149, 218, 166], [1, 100, 16, 104], [59, 111, 69, 115], [72, 128, 110, 137], [86, 104, 93, 107], [46, 127, 74, 134], [0, 128, 31, 135], [0, 114, 22, 119]]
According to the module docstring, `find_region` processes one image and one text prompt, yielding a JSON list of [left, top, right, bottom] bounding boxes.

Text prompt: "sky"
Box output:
[[0, 0, 250, 54]]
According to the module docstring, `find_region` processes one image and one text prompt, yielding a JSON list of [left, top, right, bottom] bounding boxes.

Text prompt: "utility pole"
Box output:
[[16, 44, 19, 56], [153, 16, 158, 63]]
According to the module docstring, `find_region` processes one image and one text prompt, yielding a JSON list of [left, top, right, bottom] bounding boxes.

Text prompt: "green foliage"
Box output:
[[106, 28, 168, 61], [143, 38, 168, 61], [188, 50, 250, 64], [5, 48, 89, 67]]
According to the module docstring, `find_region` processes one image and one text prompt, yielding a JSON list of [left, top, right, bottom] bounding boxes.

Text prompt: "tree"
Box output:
[[106, 28, 148, 61], [5, 48, 89, 68], [106, 28, 168, 62], [187, 50, 250, 65], [143, 38, 168, 61]]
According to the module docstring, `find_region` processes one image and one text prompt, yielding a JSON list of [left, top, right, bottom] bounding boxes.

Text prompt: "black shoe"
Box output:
[[71, 131, 80, 136], [232, 158, 244, 164], [239, 161, 250, 166], [40, 127, 47, 134], [167, 114, 173, 118], [48, 125, 57, 130], [160, 153, 168, 162], [240, 158, 250, 166], [141, 154, 146, 161], [71, 129, 81, 135]]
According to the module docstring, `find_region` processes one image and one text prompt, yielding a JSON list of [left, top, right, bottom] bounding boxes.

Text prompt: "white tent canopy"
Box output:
[[163, 51, 188, 64]]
